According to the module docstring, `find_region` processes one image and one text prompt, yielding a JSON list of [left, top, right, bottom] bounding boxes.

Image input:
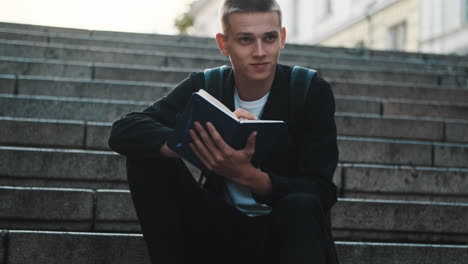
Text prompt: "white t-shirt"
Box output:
[[223, 89, 272, 216]]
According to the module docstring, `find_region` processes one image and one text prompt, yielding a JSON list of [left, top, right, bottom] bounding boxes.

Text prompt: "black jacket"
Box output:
[[109, 64, 338, 211]]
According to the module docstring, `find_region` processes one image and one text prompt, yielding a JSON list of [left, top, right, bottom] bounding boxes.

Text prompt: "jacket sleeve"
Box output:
[[108, 72, 203, 159], [254, 76, 339, 211]]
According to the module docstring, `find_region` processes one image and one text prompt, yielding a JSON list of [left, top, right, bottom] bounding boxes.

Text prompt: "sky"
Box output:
[[0, 0, 194, 35]]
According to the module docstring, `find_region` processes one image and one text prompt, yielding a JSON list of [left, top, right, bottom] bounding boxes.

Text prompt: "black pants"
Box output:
[[126, 157, 338, 264]]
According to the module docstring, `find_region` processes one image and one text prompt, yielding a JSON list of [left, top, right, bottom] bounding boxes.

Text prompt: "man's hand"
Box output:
[[233, 108, 257, 120], [189, 121, 272, 195], [160, 143, 179, 158]]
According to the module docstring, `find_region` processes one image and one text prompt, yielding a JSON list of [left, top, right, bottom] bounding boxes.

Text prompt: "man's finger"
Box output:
[[206, 122, 231, 152], [189, 128, 214, 164], [189, 142, 211, 170], [244, 131, 257, 156], [194, 122, 220, 154], [233, 108, 257, 120]]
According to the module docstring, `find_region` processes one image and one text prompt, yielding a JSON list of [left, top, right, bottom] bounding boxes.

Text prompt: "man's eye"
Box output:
[[239, 37, 252, 43], [265, 35, 277, 42]]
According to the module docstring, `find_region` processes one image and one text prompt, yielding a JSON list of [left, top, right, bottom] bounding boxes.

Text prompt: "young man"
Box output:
[[109, 0, 339, 263]]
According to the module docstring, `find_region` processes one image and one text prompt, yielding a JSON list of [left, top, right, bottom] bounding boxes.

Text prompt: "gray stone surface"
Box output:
[[332, 199, 468, 243], [0, 30, 48, 43], [0, 74, 15, 94], [336, 242, 468, 264], [93, 64, 192, 83], [332, 81, 468, 104], [16, 76, 171, 101], [446, 121, 468, 143], [0, 146, 126, 182], [335, 97, 381, 114], [336, 115, 444, 141], [0, 186, 93, 230], [384, 100, 468, 120], [0, 117, 84, 148], [342, 165, 468, 200], [434, 143, 468, 168], [0, 95, 147, 122], [338, 138, 433, 165], [0, 40, 227, 68], [86, 122, 112, 150], [0, 57, 92, 78], [95, 190, 139, 232], [321, 67, 444, 87], [7, 231, 151, 264], [0, 177, 128, 190], [0, 22, 90, 35]]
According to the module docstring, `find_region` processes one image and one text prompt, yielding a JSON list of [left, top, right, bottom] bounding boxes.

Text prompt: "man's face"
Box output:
[[216, 12, 286, 83]]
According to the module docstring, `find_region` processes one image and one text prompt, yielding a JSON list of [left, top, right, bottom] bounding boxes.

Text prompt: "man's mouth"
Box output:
[[251, 62, 269, 70]]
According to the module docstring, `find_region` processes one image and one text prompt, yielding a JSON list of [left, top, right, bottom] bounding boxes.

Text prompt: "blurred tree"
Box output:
[[174, 12, 194, 34]]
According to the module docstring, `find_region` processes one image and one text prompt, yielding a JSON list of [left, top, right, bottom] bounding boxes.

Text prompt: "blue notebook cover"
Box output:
[[167, 89, 287, 171]]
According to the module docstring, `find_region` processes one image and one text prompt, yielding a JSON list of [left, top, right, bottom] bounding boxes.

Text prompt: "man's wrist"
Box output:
[[160, 142, 179, 158], [237, 166, 272, 196]]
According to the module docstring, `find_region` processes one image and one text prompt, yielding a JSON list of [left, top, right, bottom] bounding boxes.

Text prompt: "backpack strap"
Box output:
[[203, 65, 228, 98], [289, 66, 316, 129]]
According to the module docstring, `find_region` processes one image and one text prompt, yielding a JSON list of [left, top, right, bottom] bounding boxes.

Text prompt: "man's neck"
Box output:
[[234, 75, 275, 102]]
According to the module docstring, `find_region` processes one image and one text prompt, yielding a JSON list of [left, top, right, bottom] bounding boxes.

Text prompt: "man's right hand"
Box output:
[[233, 108, 257, 120], [160, 143, 179, 158]]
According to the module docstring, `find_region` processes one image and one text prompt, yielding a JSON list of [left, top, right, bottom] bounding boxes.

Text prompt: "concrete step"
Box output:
[[0, 39, 229, 69], [335, 242, 468, 264], [1, 230, 151, 264], [0, 147, 126, 189], [337, 164, 468, 203], [1, 229, 467, 264], [0, 21, 215, 45], [1, 137, 467, 187], [0, 56, 191, 83], [1, 115, 467, 155], [1, 56, 465, 88], [331, 80, 468, 104], [3, 75, 468, 105], [339, 137, 468, 168], [332, 198, 468, 244], [0, 75, 172, 101], [2, 94, 468, 124], [1, 138, 467, 201], [337, 114, 468, 143], [1, 39, 466, 75], [0, 117, 111, 150], [1, 187, 467, 243], [1, 24, 467, 67], [0, 94, 149, 122]]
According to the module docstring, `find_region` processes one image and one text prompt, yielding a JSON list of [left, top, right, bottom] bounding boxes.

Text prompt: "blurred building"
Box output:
[[189, 0, 468, 55]]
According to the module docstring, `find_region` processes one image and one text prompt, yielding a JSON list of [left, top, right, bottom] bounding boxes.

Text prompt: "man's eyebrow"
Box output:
[[234, 31, 279, 37], [264, 31, 279, 36], [234, 32, 254, 37]]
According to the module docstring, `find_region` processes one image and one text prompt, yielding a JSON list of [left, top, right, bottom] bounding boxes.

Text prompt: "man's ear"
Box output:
[[280, 27, 286, 49], [216, 33, 229, 56]]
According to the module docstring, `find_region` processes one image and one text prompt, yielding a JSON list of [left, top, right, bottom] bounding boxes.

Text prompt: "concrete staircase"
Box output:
[[1, 21, 468, 263]]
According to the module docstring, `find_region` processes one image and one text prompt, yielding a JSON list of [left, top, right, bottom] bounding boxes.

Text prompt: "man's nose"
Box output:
[[253, 40, 267, 57]]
